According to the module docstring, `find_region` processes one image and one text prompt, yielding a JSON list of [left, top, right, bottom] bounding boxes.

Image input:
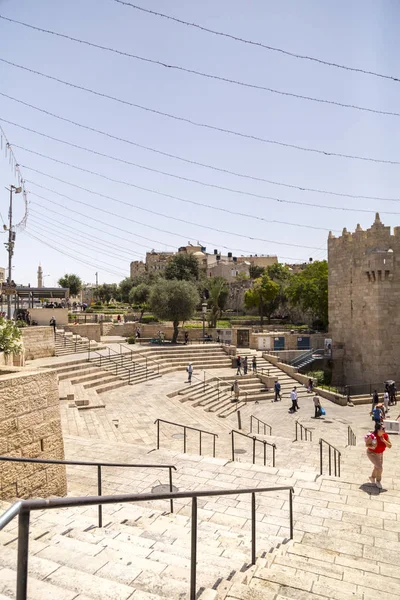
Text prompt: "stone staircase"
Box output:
[[55, 329, 104, 357], [122, 344, 232, 375]]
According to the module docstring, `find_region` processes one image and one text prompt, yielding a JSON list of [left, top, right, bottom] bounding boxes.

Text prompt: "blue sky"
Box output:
[[1, 0, 399, 286]]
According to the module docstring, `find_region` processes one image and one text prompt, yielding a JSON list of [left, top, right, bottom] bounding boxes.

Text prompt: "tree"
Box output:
[[207, 277, 229, 328], [149, 280, 200, 343], [249, 265, 265, 279], [244, 273, 280, 325], [164, 253, 199, 281], [118, 278, 134, 303], [129, 283, 151, 321], [93, 283, 118, 304], [58, 274, 82, 297], [286, 260, 328, 328], [266, 263, 293, 319]]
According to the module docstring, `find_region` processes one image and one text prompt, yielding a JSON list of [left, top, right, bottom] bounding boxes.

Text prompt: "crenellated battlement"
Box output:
[[328, 213, 400, 254]]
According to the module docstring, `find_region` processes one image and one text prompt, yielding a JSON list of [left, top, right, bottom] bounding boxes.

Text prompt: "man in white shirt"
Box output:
[[290, 387, 299, 412], [384, 390, 390, 414]]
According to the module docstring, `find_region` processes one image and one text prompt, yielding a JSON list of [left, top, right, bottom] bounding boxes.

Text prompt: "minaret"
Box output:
[[37, 264, 43, 288]]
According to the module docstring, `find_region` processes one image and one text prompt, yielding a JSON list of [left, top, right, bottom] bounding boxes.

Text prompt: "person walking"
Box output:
[[366, 423, 392, 489], [290, 387, 299, 413], [236, 356, 242, 376], [49, 315, 57, 337], [243, 356, 248, 375], [187, 363, 193, 384], [384, 389, 390, 415], [136, 327, 141, 339], [184, 331, 189, 345], [252, 356, 257, 373], [372, 403, 384, 426], [232, 379, 240, 402], [274, 380, 281, 402], [307, 378, 314, 393], [313, 392, 321, 418]]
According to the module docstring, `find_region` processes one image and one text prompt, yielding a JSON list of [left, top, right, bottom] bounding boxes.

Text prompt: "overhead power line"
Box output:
[[2, 58, 399, 165], [28, 189, 308, 261], [0, 14, 398, 119], [23, 230, 127, 278], [112, 0, 400, 84], [3, 93, 400, 203]]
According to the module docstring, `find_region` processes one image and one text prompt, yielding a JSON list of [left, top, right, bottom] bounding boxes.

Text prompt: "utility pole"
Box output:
[[5, 185, 21, 319], [95, 271, 98, 286]]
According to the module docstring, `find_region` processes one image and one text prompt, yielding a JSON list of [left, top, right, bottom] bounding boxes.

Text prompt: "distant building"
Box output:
[[0, 267, 5, 284], [130, 260, 146, 279], [145, 251, 175, 272], [237, 255, 278, 269], [37, 265, 43, 288]]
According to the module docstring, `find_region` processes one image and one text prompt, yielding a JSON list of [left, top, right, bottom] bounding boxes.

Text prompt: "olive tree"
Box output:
[[148, 280, 200, 343]]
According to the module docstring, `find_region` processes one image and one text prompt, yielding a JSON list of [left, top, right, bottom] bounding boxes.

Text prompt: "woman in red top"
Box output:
[[367, 423, 392, 489]]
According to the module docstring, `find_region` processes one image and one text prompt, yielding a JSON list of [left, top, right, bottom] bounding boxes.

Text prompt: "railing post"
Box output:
[[169, 467, 174, 514], [184, 426, 187, 454], [199, 431, 202, 456], [237, 410, 242, 431], [250, 416, 253, 434], [295, 421, 298, 442], [16, 510, 30, 600], [231, 431, 235, 462], [252, 437, 256, 465], [97, 465, 103, 528], [289, 488, 294, 540], [338, 452, 341, 477], [272, 444, 276, 468], [190, 497, 198, 600], [88, 340, 90, 361], [263, 441, 266, 466], [156, 420, 160, 450], [251, 492, 256, 565], [213, 434, 216, 458], [319, 439, 323, 475], [328, 445, 332, 476]]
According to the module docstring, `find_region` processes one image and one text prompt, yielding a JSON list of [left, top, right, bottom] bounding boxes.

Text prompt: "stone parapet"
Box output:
[[64, 323, 101, 342], [0, 366, 67, 500], [21, 327, 55, 360]]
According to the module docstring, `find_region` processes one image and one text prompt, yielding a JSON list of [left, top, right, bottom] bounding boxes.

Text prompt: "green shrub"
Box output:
[[15, 320, 27, 328], [140, 314, 159, 324], [85, 307, 94, 313], [126, 336, 136, 344]]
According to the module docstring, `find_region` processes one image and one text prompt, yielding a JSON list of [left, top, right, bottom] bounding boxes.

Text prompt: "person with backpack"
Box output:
[[313, 392, 322, 418], [274, 380, 281, 402], [366, 423, 392, 489], [186, 363, 193, 384]]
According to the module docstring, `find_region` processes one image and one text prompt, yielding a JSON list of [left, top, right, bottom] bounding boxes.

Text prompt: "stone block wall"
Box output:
[[104, 323, 216, 341], [21, 327, 55, 360], [64, 323, 101, 342], [0, 367, 67, 500]]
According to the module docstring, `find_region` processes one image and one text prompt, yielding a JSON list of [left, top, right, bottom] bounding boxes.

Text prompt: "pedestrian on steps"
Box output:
[[252, 356, 257, 373], [313, 393, 321, 418], [49, 316, 57, 337], [232, 380, 240, 402], [187, 363, 193, 384], [236, 356, 242, 376], [289, 387, 299, 413], [366, 422, 392, 490], [243, 356, 248, 375]]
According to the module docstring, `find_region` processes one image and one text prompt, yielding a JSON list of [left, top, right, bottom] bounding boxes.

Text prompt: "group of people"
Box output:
[[235, 355, 257, 376]]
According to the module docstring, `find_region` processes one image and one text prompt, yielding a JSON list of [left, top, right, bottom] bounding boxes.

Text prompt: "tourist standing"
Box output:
[[117, 314, 121, 324], [252, 356, 257, 373], [184, 331, 189, 345], [290, 387, 299, 413], [307, 378, 314, 393], [136, 327, 141, 339], [49, 316, 57, 337], [389, 382, 397, 406], [233, 379, 240, 402], [384, 389, 390, 414], [187, 363, 193, 383], [313, 393, 321, 418], [274, 380, 281, 402], [366, 423, 392, 489], [236, 356, 242, 376], [243, 356, 248, 375], [372, 403, 384, 426]]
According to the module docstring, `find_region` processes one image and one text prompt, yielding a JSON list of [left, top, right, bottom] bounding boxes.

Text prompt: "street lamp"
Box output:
[[202, 301, 207, 342], [4, 185, 22, 319]]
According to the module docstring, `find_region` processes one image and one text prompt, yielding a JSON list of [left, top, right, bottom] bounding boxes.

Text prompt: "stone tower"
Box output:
[[328, 214, 400, 386], [37, 264, 43, 288]]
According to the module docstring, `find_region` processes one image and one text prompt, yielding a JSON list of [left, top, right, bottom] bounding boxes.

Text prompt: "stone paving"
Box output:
[[3, 346, 399, 598]]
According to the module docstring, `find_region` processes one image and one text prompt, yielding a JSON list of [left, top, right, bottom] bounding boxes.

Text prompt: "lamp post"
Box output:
[[202, 301, 207, 342], [4, 185, 22, 319]]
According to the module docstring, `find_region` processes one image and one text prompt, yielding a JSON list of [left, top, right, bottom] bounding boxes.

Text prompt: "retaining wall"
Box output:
[[64, 323, 101, 342], [21, 327, 55, 360]]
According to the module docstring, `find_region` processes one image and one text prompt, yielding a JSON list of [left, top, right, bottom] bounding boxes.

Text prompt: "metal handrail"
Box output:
[[319, 438, 341, 476], [295, 421, 313, 442], [0, 455, 176, 519], [155, 418, 218, 457], [0, 484, 294, 600], [119, 343, 161, 374], [87, 346, 138, 384], [347, 426, 357, 447], [250, 415, 272, 436], [230, 429, 276, 467]]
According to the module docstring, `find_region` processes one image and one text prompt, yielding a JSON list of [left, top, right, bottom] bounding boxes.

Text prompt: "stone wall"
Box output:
[[21, 327, 55, 360], [329, 214, 400, 385], [64, 323, 101, 342], [0, 367, 67, 500], [29, 308, 68, 327], [104, 323, 216, 341]]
